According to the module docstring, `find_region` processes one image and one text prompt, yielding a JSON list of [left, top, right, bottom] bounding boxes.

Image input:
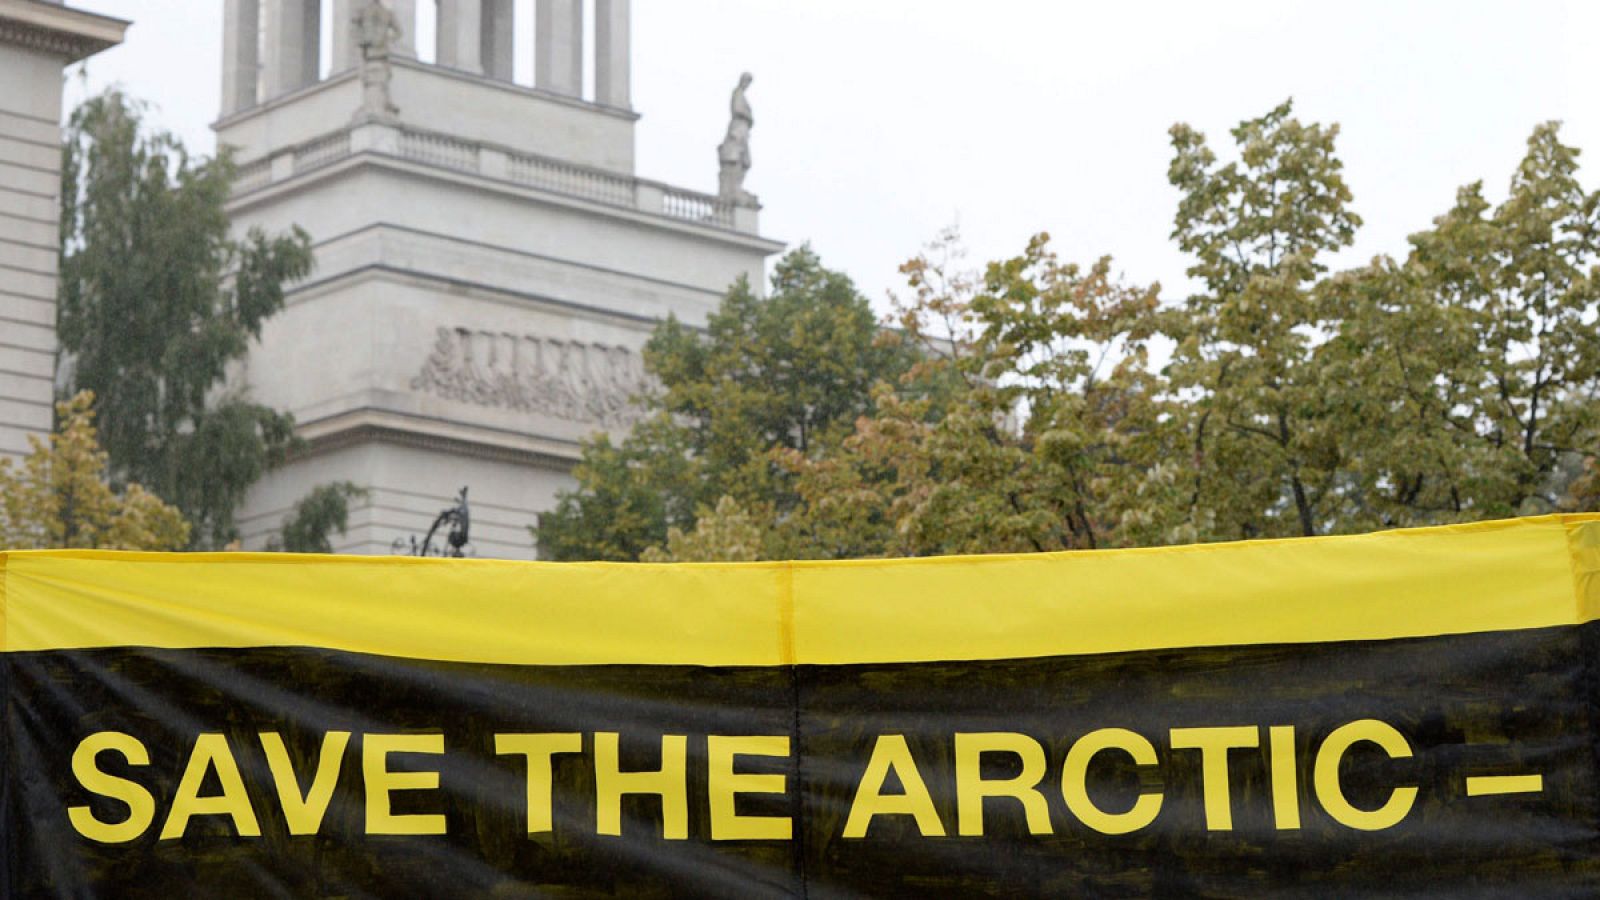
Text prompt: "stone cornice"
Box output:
[[292, 407, 584, 469], [0, 1, 127, 62]]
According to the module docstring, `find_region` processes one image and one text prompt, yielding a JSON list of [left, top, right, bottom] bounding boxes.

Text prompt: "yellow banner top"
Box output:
[[3, 514, 1598, 667]]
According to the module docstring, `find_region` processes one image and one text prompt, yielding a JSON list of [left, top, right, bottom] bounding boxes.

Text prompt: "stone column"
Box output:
[[437, 0, 484, 74], [221, 0, 260, 113], [594, 0, 628, 109], [535, 0, 583, 98], [481, 0, 514, 82], [261, 0, 320, 100]]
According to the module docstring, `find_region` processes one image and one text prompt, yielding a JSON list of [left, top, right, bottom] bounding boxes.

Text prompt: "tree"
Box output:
[[539, 102, 1598, 563], [640, 496, 763, 562], [534, 247, 913, 560], [268, 482, 370, 553], [534, 419, 698, 562], [781, 230, 1176, 556], [0, 392, 189, 550], [57, 89, 352, 550], [686, 104, 1599, 560], [1322, 122, 1600, 524], [1562, 456, 1600, 512], [1163, 100, 1363, 539]]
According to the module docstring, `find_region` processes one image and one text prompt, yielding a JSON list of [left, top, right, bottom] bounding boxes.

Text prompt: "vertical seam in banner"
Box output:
[[1562, 519, 1600, 851], [1565, 519, 1600, 624], [778, 561, 796, 666], [781, 560, 810, 896]]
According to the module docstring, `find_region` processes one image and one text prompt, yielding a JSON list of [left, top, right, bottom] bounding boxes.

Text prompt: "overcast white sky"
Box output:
[[62, 1, 1600, 309]]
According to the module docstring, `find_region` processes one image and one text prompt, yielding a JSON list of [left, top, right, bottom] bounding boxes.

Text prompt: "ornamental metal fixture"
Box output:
[[391, 486, 473, 558]]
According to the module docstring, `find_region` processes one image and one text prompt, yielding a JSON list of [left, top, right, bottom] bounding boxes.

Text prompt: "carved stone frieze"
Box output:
[[0, 19, 113, 62], [411, 326, 652, 428]]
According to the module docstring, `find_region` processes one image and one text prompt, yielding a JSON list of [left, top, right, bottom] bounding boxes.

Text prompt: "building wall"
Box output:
[[235, 439, 569, 558], [224, 121, 780, 559], [215, 2, 777, 559], [226, 160, 765, 318], [0, 1, 125, 464], [0, 41, 64, 461]]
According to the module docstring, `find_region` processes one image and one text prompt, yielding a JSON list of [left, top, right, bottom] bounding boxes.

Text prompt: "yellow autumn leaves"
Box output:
[[0, 392, 188, 551]]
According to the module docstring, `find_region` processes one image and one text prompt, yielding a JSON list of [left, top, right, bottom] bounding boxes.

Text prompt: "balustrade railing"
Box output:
[[507, 152, 636, 206], [293, 131, 352, 174], [398, 130, 481, 173], [233, 157, 272, 193], [662, 187, 735, 228], [236, 126, 748, 232]]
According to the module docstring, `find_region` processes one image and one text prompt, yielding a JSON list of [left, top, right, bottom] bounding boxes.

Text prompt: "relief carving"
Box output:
[[411, 327, 652, 428]]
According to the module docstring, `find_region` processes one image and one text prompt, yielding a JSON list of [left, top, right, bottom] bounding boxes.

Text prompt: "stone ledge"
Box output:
[[292, 407, 585, 469], [0, 0, 127, 62]]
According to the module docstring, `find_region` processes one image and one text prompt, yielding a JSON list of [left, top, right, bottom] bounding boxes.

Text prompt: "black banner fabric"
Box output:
[[10, 623, 1600, 897]]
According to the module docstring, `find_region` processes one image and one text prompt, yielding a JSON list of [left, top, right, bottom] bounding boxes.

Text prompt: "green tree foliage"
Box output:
[[0, 392, 189, 550], [640, 496, 763, 562], [1323, 122, 1600, 524], [539, 102, 1599, 561], [56, 90, 348, 550], [534, 403, 703, 563], [534, 247, 912, 560], [781, 231, 1171, 556], [267, 481, 370, 554], [1164, 100, 1362, 539]]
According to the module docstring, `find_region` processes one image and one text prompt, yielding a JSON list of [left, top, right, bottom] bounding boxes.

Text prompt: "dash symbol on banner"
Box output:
[[1464, 774, 1543, 797]]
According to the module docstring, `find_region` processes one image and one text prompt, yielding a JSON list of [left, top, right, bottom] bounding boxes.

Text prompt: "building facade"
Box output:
[[219, 0, 783, 558], [0, 0, 125, 462]]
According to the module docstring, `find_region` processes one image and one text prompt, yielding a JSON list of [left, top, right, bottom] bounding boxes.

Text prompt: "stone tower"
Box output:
[[0, 0, 125, 462], [217, 0, 783, 558]]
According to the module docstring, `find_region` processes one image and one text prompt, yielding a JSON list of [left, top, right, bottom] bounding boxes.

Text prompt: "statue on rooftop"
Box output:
[[717, 72, 756, 206], [353, 0, 401, 123]]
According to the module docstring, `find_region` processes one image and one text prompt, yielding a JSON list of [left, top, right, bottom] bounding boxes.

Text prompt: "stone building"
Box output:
[[0, 0, 125, 462], [219, 0, 783, 558]]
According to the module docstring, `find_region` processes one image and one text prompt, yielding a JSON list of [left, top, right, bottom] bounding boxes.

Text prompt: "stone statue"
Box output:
[[717, 72, 756, 206], [352, 0, 401, 122]]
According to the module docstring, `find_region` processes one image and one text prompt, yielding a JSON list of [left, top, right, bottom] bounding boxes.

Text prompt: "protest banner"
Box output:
[[3, 514, 1598, 895]]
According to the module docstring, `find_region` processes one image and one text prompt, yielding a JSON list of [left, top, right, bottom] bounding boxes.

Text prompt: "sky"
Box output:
[[61, 0, 1600, 311]]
